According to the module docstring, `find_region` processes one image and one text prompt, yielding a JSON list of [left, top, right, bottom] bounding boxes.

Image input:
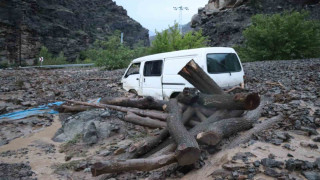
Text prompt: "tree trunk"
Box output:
[[166, 99, 200, 165], [124, 112, 167, 128], [193, 100, 265, 145], [100, 96, 167, 111], [195, 109, 207, 122], [197, 93, 260, 110], [178, 60, 224, 94], [91, 153, 176, 176], [124, 107, 195, 159], [152, 101, 265, 155], [64, 99, 168, 120]]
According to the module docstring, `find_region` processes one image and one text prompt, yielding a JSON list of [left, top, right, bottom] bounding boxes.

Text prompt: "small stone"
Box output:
[[271, 138, 283, 145], [99, 150, 111, 156], [301, 127, 319, 136], [113, 147, 125, 155], [261, 158, 283, 168], [222, 162, 246, 171], [312, 136, 320, 142], [100, 111, 111, 118], [65, 155, 72, 161], [302, 171, 320, 180], [253, 160, 260, 167], [287, 153, 294, 157], [264, 168, 282, 177]]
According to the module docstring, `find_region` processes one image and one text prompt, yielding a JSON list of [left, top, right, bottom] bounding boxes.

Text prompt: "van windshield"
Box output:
[[207, 53, 241, 74]]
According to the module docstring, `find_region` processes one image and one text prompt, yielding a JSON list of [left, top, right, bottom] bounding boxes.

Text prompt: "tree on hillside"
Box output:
[[82, 31, 148, 70], [150, 23, 208, 54], [236, 11, 320, 61]]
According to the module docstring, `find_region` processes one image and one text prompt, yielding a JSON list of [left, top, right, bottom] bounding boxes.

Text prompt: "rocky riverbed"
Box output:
[[0, 59, 319, 179]]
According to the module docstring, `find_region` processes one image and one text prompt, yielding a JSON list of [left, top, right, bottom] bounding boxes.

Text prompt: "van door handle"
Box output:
[[136, 78, 139, 80], [144, 78, 145, 82]]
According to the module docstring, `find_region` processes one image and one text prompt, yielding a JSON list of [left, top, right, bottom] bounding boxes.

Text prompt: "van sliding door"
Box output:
[[142, 60, 163, 100]]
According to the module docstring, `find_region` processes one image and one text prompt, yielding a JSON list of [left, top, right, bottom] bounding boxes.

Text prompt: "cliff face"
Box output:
[[192, 0, 320, 47], [0, 0, 149, 65]]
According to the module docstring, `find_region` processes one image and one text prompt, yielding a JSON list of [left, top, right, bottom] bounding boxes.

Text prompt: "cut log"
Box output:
[[194, 100, 266, 145], [197, 93, 260, 110], [124, 112, 167, 128], [225, 115, 283, 149], [166, 99, 200, 165], [63, 99, 168, 120], [194, 106, 217, 117], [100, 96, 167, 111], [188, 120, 200, 127], [123, 107, 195, 159], [195, 109, 207, 122], [152, 100, 265, 155], [178, 60, 224, 94], [176, 88, 260, 110], [91, 153, 176, 176]]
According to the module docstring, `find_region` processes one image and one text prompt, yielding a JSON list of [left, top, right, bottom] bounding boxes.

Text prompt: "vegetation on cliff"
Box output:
[[236, 11, 320, 62], [79, 24, 208, 69]]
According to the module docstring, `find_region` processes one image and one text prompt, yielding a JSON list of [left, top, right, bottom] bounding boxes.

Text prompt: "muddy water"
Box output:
[[0, 116, 65, 180], [182, 129, 320, 180]]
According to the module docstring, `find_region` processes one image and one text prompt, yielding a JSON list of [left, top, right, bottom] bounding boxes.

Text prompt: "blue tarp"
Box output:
[[0, 101, 64, 120], [0, 98, 101, 120]]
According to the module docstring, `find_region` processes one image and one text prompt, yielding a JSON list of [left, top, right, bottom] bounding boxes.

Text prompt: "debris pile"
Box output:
[[60, 60, 270, 177]]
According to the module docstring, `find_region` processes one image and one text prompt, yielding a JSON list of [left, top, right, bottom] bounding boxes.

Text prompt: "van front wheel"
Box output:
[[129, 89, 138, 95]]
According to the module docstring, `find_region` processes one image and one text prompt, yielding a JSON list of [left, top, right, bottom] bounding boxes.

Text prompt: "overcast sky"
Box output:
[[113, 0, 208, 36]]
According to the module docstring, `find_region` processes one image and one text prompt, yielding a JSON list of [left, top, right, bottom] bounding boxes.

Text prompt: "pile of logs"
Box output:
[[62, 60, 279, 177]]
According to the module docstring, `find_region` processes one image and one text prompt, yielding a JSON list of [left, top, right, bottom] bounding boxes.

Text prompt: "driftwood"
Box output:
[[193, 100, 265, 145], [150, 101, 264, 156], [195, 109, 207, 122], [63, 99, 168, 120], [54, 105, 93, 113], [100, 96, 167, 111], [124, 107, 195, 159], [197, 93, 260, 110], [124, 112, 167, 129], [91, 153, 176, 176], [84, 59, 269, 177], [178, 60, 224, 94], [166, 99, 200, 165]]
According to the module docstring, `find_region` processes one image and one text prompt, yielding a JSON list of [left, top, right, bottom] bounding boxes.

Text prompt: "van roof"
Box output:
[[131, 47, 236, 63]]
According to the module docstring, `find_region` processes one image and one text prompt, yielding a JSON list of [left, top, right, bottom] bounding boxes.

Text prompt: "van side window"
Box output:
[[143, 60, 163, 76], [207, 53, 241, 74], [125, 63, 140, 77]]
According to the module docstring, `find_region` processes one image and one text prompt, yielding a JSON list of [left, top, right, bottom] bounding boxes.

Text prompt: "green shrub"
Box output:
[[81, 31, 141, 70], [0, 62, 8, 69], [38, 46, 68, 65], [237, 11, 320, 62], [149, 23, 208, 54]]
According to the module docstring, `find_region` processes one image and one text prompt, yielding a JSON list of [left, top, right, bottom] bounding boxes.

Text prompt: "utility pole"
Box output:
[[173, 6, 189, 34]]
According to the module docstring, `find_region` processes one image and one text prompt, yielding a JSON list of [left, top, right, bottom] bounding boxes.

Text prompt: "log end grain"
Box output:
[[243, 93, 260, 110], [176, 144, 201, 166], [196, 131, 222, 145]]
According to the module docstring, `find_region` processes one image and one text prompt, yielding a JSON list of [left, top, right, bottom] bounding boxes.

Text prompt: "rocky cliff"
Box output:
[[0, 0, 149, 65], [192, 0, 320, 47]]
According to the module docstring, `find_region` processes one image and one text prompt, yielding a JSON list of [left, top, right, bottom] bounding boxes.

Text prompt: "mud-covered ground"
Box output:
[[0, 59, 319, 180]]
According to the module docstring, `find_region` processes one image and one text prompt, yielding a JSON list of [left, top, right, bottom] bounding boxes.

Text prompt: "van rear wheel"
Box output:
[[170, 92, 180, 99]]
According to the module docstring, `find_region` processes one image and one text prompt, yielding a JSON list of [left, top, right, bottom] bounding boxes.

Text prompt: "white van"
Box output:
[[121, 47, 244, 100]]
